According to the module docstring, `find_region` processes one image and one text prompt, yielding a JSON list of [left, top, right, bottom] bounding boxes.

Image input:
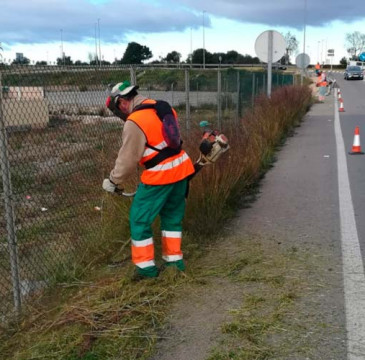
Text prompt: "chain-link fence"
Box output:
[[0, 64, 294, 322]]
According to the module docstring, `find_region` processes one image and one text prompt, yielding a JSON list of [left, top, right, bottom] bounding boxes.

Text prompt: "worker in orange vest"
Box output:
[[103, 81, 195, 280], [316, 71, 327, 102], [315, 62, 321, 75]]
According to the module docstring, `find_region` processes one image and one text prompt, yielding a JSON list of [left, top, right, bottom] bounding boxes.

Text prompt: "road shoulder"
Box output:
[[149, 95, 347, 360]]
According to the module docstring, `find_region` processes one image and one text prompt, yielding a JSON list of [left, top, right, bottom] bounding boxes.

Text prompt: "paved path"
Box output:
[[150, 90, 351, 359], [232, 91, 348, 358]]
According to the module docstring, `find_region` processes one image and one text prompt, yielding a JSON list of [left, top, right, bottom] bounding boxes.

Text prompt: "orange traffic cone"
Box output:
[[349, 127, 364, 155], [338, 90, 342, 100], [339, 98, 345, 112]]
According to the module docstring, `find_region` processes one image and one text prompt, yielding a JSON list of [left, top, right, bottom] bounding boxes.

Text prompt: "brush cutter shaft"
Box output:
[[119, 190, 137, 197]]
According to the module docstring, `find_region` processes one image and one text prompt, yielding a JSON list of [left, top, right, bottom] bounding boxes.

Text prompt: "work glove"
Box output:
[[102, 178, 124, 194]]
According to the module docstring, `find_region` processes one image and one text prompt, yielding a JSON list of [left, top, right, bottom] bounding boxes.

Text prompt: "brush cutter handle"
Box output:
[[114, 187, 136, 197], [103, 178, 136, 197], [119, 190, 137, 197]]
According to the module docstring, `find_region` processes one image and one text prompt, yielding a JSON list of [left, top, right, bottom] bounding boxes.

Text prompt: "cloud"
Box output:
[[1, 0, 365, 46], [0, 0, 204, 45], [177, 0, 365, 28]]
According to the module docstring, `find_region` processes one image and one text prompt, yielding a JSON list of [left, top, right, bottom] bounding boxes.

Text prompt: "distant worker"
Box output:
[[315, 62, 321, 75], [326, 77, 334, 96], [316, 71, 327, 102]]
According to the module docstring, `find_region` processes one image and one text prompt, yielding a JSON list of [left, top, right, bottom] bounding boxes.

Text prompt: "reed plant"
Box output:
[[184, 84, 312, 236]]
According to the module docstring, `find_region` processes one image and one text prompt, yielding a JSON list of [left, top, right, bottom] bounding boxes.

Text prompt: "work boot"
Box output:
[[161, 259, 186, 272], [131, 265, 159, 282], [159, 261, 187, 281]]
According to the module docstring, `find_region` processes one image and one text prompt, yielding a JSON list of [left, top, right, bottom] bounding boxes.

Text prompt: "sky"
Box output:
[[1, 0, 365, 65]]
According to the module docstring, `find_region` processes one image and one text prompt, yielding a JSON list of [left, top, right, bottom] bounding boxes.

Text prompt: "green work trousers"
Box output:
[[129, 179, 188, 276]]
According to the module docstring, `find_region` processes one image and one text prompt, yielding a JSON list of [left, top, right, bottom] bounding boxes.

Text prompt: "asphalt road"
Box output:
[[332, 73, 365, 253], [232, 75, 365, 359]]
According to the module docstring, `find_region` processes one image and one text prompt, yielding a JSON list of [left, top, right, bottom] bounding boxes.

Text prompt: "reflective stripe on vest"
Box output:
[[143, 140, 168, 157], [128, 102, 195, 185]]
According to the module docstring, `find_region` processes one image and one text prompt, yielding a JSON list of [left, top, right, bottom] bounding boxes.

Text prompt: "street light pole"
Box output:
[[203, 10, 206, 69], [94, 23, 98, 66], [190, 27, 193, 63], [98, 18, 102, 68], [303, 0, 307, 56], [301, 0, 307, 84], [60, 29, 64, 65]]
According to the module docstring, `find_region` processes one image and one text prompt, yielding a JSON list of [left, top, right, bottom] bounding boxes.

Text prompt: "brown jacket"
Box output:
[[109, 95, 148, 185]]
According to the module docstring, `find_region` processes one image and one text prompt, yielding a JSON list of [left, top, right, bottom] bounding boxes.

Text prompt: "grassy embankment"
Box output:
[[0, 84, 314, 360]]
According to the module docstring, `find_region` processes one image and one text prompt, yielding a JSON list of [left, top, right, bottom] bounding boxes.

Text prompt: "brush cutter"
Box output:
[[197, 130, 229, 165], [191, 121, 230, 177], [102, 121, 230, 196]]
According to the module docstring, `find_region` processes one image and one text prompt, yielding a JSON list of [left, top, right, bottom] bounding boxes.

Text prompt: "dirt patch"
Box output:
[[149, 275, 242, 360], [148, 230, 345, 360]]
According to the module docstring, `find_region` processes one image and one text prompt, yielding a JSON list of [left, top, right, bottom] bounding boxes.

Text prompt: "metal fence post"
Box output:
[[217, 68, 222, 129], [252, 73, 256, 107], [130, 66, 136, 85], [236, 71, 240, 123], [0, 71, 22, 315], [184, 69, 190, 133]]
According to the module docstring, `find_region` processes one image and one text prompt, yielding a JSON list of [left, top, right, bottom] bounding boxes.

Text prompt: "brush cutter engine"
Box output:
[[197, 130, 230, 166]]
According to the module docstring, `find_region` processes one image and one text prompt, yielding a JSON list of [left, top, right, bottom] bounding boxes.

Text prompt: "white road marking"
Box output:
[[334, 90, 365, 359]]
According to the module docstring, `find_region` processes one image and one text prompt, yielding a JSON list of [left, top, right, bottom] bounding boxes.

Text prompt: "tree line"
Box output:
[[8, 42, 263, 66], [14, 30, 365, 67], [4, 31, 301, 66]]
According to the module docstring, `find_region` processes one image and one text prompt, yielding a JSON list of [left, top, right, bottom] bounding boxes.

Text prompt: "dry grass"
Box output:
[[183, 84, 312, 236], [203, 235, 332, 360], [0, 84, 314, 359]]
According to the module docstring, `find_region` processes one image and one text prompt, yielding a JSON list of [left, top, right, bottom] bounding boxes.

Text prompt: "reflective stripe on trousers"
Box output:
[[131, 237, 155, 268], [161, 230, 183, 262]]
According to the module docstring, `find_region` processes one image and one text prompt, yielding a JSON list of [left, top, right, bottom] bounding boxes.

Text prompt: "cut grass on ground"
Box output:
[[0, 233, 338, 360], [198, 235, 340, 360]]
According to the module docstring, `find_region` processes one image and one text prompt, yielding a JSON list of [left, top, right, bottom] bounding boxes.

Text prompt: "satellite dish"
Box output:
[[295, 53, 310, 69], [255, 30, 286, 63]]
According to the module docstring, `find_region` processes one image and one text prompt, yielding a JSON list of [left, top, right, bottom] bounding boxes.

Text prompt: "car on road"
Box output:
[[344, 65, 364, 80], [264, 62, 287, 71]]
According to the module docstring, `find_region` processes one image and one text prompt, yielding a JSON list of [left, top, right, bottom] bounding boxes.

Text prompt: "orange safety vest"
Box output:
[[316, 72, 327, 86], [128, 100, 195, 185]]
